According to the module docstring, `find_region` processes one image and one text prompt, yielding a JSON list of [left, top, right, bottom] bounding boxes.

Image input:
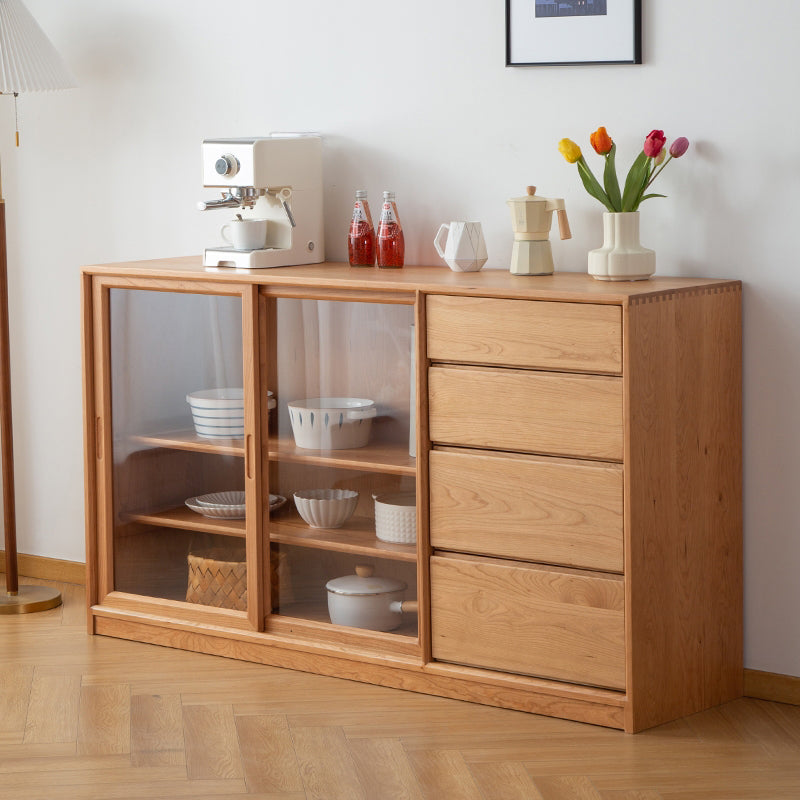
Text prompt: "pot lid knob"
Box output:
[[526, 185, 536, 196], [354, 564, 374, 578]]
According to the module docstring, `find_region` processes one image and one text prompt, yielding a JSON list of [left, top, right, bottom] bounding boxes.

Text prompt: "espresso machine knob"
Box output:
[[214, 154, 240, 178]]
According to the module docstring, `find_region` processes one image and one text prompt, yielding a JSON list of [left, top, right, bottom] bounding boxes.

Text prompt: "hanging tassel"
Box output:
[[14, 93, 19, 147]]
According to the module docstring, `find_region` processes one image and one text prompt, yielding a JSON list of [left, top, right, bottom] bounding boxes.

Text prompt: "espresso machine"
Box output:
[[506, 186, 571, 275], [197, 135, 324, 268]]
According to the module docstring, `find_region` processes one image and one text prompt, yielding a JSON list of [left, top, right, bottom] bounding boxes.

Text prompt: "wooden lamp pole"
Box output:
[[0, 0, 76, 613]]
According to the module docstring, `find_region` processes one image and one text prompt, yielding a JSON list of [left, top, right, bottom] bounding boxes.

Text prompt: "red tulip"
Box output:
[[643, 130, 666, 158]]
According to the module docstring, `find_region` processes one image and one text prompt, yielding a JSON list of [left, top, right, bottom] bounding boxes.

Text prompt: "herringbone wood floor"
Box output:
[[1, 578, 799, 800]]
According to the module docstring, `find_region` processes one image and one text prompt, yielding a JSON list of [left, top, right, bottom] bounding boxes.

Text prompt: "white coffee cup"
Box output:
[[221, 218, 268, 251], [434, 221, 488, 272]]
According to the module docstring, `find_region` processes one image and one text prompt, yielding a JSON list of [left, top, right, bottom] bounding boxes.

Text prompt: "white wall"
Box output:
[[4, 0, 797, 677]]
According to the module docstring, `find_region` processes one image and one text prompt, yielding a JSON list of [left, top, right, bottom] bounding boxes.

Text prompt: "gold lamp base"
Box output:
[[0, 584, 62, 614]]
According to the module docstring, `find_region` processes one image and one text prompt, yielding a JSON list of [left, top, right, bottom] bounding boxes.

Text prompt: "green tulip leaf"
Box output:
[[603, 144, 622, 212], [577, 157, 614, 212], [622, 151, 651, 212]]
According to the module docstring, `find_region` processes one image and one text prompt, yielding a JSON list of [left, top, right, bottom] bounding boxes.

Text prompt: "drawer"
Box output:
[[430, 554, 626, 690], [428, 365, 624, 461], [426, 295, 622, 374], [429, 448, 623, 573]]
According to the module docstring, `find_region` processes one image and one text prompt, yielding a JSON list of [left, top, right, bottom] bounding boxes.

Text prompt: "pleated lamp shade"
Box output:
[[0, 0, 76, 92]]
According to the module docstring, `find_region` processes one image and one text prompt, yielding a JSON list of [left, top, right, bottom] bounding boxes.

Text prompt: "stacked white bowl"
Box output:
[[187, 389, 276, 439], [187, 388, 244, 438]]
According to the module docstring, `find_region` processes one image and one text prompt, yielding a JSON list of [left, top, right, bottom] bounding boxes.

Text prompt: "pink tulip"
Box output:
[[643, 129, 666, 158], [669, 137, 690, 158]]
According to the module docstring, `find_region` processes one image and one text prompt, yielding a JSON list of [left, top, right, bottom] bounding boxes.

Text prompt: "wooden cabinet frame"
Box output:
[[82, 259, 742, 732]]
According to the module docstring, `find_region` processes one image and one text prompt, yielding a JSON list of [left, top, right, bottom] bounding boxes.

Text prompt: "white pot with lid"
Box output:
[[325, 565, 417, 631]]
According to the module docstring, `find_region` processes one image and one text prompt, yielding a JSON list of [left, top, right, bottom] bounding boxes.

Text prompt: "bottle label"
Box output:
[[380, 202, 397, 224], [352, 201, 368, 223]]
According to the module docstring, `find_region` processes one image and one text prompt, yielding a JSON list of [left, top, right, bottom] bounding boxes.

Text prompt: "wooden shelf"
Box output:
[[126, 431, 415, 476], [274, 600, 419, 639], [120, 506, 417, 563], [124, 506, 246, 538], [269, 511, 417, 562], [129, 428, 244, 457], [268, 436, 416, 475]]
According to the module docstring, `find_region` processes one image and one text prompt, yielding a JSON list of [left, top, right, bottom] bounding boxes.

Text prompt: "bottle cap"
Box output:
[[356, 190, 368, 198], [383, 191, 395, 200]]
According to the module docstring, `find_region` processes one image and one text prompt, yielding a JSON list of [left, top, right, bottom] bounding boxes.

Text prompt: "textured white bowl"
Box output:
[[374, 492, 416, 544], [293, 489, 359, 529], [195, 491, 246, 508], [185, 497, 245, 519], [288, 398, 376, 450]]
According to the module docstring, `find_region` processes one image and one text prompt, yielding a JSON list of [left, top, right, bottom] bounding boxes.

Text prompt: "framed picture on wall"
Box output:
[[506, 0, 642, 66]]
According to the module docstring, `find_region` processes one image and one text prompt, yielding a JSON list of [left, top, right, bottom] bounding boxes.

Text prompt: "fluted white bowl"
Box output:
[[293, 489, 359, 529]]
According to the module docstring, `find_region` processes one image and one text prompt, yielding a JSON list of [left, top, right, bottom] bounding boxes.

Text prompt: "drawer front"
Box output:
[[426, 295, 622, 374], [431, 554, 626, 690], [428, 366, 624, 461], [429, 449, 623, 573]]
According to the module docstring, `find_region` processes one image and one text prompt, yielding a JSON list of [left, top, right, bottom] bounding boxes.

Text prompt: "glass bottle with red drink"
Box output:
[[347, 189, 375, 267], [376, 190, 405, 268]]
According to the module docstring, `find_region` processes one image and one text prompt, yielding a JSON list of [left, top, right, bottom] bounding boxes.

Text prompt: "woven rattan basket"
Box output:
[[186, 549, 247, 611]]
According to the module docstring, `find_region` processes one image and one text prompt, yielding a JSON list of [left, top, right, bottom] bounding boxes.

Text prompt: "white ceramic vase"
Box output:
[[588, 211, 655, 281]]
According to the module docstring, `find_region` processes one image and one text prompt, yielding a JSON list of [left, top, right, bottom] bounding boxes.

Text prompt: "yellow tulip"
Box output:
[[558, 138, 582, 164]]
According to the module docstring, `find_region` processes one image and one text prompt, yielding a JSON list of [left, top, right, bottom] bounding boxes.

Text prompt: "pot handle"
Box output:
[[389, 599, 419, 615], [433, 224, 450, 259]]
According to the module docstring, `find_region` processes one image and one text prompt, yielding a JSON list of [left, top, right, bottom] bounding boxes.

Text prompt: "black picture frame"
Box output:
[[506, 0, 642, 67]]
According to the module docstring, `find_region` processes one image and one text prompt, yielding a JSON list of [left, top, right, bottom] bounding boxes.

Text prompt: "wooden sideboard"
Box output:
[[82, 258, 742, 732]]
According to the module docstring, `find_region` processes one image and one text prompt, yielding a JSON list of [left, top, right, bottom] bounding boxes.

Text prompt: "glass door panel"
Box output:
[[266, 298, 418, 639], [108, 288, 248, 609]]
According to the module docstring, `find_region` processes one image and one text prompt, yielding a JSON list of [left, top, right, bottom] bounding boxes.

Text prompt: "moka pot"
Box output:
[[507, 186, 571, 275]]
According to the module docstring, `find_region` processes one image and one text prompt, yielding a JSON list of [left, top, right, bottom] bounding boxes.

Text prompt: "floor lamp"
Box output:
[[0, 0, 76, 614]]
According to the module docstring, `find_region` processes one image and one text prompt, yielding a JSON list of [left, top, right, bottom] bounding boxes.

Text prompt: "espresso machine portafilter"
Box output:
[[197, 135, 325, 268]]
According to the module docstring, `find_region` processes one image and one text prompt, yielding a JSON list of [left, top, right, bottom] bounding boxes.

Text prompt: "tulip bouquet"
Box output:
[[558, 128, 689, 213]]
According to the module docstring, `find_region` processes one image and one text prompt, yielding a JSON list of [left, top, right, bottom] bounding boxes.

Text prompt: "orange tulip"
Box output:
[[590, 126, 613, 155]]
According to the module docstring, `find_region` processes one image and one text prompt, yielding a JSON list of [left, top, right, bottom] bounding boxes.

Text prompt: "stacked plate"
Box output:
[[186, 491, 246, 519], [186, 388, 276, 439], [185, 491, 286, 519]]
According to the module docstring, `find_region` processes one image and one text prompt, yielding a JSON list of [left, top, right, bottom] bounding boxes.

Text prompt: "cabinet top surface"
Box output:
[[83, 257, 740, 303]]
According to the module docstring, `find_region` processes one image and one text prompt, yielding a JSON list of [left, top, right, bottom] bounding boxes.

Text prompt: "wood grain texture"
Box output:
[[428, 365, 624, 461], [24, 673, 81, 744], [82, 263, 743, 735], [624, 286, 743, 731], [426, 294, 622, 373], [234, 713, 305, 793], [430, 554, 626, 690], [291, 725, 366, 800], [0, 665, 32, 742], [347, 737, 425, 799], [83, 258, 739, 305], [430, 448, 623, 572], [77, 683, 131, 755], [469, 761, 545, 799], [0, 552, 85, 585], [406, 749, 485, 799], [744, 669, 800, 706], [3, 578, 797, 799], [130, 693, 186, 766], [182, 703, 243, 780]]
